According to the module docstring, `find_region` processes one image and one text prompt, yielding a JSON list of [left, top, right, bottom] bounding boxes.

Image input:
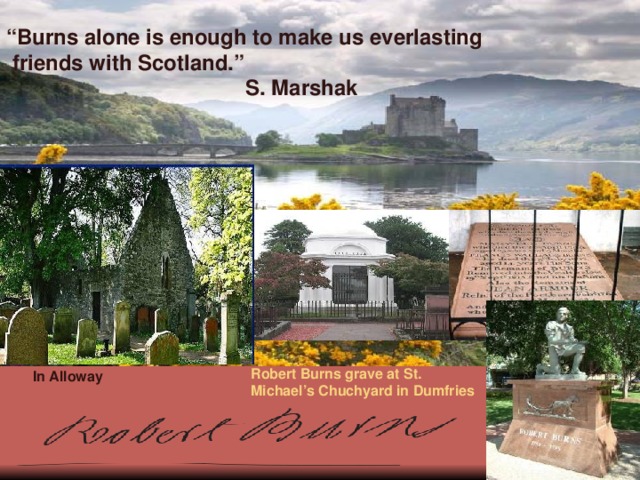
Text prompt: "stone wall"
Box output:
[[57, 265, 122, 334], [385, 95, 446, 137]]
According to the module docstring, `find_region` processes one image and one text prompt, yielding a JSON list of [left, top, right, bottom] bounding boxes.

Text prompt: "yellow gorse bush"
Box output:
[[35, 144, 67, 164], [448, 172, 640, 210], [278, 193, 344, 210], [449, 193, 520, 210], [254, 340, 442, 366], [553, 172, 640, 209]]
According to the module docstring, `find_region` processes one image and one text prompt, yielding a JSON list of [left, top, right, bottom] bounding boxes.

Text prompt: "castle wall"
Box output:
[[459, 129, 479, 151], [385, 95, 446, 137]]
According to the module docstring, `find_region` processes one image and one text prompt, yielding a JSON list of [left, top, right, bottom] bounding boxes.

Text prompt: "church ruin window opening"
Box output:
[[161, 253, 170, 289]]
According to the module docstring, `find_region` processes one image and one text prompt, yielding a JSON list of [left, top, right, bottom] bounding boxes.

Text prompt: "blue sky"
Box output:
[[2, 1, 640, 106]]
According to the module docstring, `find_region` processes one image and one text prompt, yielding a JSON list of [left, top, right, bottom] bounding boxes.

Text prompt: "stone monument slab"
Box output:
[[38, 308, 55, 334], [4, 307, 48, 365], [145, 331, 180, 366], [76, 319, 98, 357], [451, 223, 621, 338], [0, 316, 8, 349], [154, 308, 168, 333], [53, 307, 74, 343], [0, 301, 19, 320], [113, 301, 131, 354], [500, 380, 618, 477]]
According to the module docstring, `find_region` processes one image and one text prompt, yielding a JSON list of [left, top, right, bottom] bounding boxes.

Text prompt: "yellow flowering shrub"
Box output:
[[553, 172, 640, 209], [35, 144, 67, 164], [254, 340, 442, 366], [448, 193, 520, 210], [278, 193, 344, 210], [448, 172, 640, 210]]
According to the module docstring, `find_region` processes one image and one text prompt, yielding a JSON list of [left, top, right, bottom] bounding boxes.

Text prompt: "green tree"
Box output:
[[189, 167, 253, 303], [315, 133, 341, 147], [255, 129, 283, 151], [365, 215, 448, 262], [0, 167, 157, 306], [601, 300, 640, 398], [264, 220, 311, 254], [255, 251, 330, 305], [370, 254, 448, 308]]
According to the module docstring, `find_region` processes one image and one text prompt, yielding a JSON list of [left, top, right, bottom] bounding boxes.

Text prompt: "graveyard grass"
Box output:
[[46, 335, 252, 365], [487, 390, 640, 431]]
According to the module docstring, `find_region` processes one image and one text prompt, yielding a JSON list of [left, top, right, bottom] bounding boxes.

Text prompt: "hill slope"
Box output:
[[0, 63, 250, 145]]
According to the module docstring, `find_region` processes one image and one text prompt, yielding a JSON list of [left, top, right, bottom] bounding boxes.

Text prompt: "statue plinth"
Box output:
[[500, 380, 618, 477], [535, 372, 587, 381]]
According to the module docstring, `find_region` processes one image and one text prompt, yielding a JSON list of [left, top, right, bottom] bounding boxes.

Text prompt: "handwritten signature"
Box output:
[[44, 408, 456, 445]]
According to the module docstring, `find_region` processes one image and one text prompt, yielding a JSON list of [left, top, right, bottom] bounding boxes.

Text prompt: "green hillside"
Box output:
[[0, 63, 250, 145]]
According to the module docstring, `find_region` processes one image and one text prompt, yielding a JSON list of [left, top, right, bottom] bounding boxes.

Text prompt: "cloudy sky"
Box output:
[[2, 0, 640, 106], [254, 210, 450, 255]]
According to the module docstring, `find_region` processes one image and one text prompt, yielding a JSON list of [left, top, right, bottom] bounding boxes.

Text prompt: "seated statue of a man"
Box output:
[[536, 307, 586, 376]]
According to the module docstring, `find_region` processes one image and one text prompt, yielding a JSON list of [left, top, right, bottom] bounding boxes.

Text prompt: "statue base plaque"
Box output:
[[500, 380, 618, 477]]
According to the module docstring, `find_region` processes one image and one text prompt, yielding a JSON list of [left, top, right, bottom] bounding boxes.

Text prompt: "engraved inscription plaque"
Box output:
[[452, 223, 621, 321]]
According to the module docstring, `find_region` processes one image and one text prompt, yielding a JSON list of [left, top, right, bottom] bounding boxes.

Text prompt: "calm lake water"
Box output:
[[254, 152, 640, 209], [1, 152, 639, 209]]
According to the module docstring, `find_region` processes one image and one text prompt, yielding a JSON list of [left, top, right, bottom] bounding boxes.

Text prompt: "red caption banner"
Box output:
[[0, 366, 485, 478]]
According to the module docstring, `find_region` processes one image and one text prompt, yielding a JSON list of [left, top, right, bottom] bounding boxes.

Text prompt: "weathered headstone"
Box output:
[[154, 308, 168, 333], [145, 331, 180, 366], [204, 317, 218, 352], [53, 307, 74, 343], [219, 291, 241, 365], [76, 319, 98, 357], [189, 315, 200, 342], [113, 301, 131, 353], [0, 301, 19, 320], [451, 223, 621, 338], [38, 307, 55, 334], [4, 307, 48, 365], [0, 316, 9, 349]]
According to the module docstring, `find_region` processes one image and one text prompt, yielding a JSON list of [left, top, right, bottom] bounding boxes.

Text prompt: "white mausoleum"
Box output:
[[299, 225, 395, 305]]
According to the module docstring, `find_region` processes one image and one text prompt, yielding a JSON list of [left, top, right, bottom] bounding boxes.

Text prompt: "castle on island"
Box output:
[[340, 94, 479, 151]]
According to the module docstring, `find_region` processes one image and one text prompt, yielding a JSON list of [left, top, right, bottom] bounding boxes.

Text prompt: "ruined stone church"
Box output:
[[57, 176, 195, 334]]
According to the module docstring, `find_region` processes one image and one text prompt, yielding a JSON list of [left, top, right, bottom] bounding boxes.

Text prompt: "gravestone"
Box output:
[[4, 307, 48, 365], [145, 331, 179, 366], [219, 291, 241, 365], [53, 307, 74, 343], [451, 223, 621, 339], [189, 315, 200, 342], [204, 317, 218, 352], [38, 307, 55, 334], [154, 308, 168, 333], [76, 319, 98, 357], [0, 316, 9, 348], [113, 301, 131, 353], [0, 302, 19, 320], [500, 380, 618, 477]]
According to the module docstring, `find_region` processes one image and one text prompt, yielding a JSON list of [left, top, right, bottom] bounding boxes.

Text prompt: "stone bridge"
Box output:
[[0, 143, 255, 158]]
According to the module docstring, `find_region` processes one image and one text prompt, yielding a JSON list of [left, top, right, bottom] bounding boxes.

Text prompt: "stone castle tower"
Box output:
[[385, 94, 478, 151], [385, 95, 446, 137]]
